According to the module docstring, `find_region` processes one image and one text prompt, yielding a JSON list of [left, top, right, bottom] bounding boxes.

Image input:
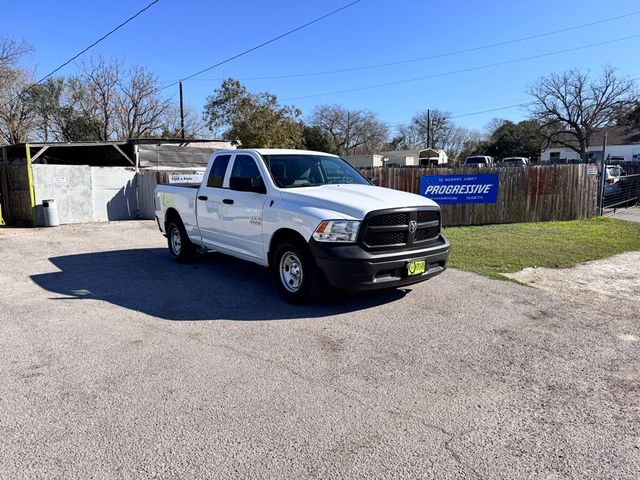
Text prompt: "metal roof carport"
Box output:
[[0, 139, 233, 226]]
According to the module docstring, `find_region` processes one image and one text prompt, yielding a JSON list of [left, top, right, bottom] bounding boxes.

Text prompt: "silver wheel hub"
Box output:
[[280, 252, 303, 293], [171, 228, 182, 255]]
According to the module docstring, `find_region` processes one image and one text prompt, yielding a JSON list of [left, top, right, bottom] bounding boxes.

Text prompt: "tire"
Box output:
[[167, 220, 196, 263], [272, 239, 323, 304]]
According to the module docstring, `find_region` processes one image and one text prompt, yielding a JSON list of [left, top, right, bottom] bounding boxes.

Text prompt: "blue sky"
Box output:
[[4, 0, 640, 134]]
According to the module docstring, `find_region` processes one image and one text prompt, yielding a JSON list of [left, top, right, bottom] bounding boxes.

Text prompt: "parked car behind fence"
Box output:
[[464, 156, 494, 167], [502, 157, 531, 167]]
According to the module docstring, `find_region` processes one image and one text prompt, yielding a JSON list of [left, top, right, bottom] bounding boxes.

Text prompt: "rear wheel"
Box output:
[[272, 239, 322, 304], [167, 220, 196, 263]]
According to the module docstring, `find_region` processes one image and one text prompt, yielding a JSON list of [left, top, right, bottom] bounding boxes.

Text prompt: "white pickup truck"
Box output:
[[154, 149, 449, 303]]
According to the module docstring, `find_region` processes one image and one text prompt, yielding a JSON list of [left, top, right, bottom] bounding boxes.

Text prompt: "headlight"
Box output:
[[312, 220, 360, 243]]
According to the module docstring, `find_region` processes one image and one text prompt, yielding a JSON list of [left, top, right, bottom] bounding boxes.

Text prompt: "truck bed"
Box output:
[[155, 184, 200, 240]]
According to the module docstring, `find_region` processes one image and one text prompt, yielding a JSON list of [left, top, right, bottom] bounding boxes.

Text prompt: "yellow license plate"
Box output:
[[407, 260, 426, 276]]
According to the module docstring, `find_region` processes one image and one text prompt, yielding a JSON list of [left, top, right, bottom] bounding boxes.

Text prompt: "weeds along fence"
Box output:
[[360, 165, 598, 227]]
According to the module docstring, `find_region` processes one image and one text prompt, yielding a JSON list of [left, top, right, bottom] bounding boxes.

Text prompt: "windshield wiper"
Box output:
[[282, 183, 324, 188]]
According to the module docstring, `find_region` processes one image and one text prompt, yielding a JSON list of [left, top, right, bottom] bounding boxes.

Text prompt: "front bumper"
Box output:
[[309, 235, 450, 291]]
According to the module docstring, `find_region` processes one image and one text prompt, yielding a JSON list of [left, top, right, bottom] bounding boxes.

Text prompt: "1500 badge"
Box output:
[[249, 217, 262, 226]]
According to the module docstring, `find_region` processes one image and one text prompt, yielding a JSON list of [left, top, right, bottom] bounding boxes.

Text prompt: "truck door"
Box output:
[[217, 153, 269, 261], [196, 154, 232, 248]]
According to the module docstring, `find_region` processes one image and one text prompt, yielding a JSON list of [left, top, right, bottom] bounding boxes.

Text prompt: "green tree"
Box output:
[[27, 78, 100, 141], [484, 120, 543, 161], [301, 125, 339, 154], [617, 101, 640, 129], [203, 78, 303, 148]]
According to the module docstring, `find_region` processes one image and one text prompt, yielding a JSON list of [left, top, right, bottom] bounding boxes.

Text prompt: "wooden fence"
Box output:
[[360, 165, 598, 227]]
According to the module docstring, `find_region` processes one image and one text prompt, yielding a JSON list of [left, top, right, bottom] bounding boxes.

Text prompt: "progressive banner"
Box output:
[[419, 174, 499, 204]]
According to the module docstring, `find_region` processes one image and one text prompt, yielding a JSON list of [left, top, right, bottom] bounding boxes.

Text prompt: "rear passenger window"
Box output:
[[207, 155, 231, 187]]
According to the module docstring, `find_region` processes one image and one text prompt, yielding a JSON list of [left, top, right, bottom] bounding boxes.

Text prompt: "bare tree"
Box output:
[[71, 57, 121, 140], [399, 109, 475, 159], [311, 105, 388, 155], [393, 109, 461, 155], [161, 104, 208, 139], [442, 127, 483, 161], [115, 65, 170, 138], [528, 65, 638, 160], [411, 109, 453, 149], [0, 37, 33, 69], [457, 130, 485, 163], [484, 118, 509, 136], [0, 67, 37, 143], [392, 123, 423, 150], [0, 37, 36, 142]]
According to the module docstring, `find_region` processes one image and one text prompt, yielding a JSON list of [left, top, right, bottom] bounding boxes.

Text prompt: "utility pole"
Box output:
[[426, 109, 431, 149], [598, 131, 608, 216], [179, 80, 185, 139]]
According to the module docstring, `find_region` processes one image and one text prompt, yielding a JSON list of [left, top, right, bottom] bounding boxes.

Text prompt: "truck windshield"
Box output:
[[262, 154, 370, 188], [465, 157, 487, 164]]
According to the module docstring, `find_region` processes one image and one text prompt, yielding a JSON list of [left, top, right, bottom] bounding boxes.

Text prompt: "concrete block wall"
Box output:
[[30, 165, 138, 225], [90, 167, 136, 221], [33, 165, 93, 225]]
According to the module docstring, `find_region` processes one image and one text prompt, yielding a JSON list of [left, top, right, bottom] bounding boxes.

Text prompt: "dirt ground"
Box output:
[[506, 252, 640, 317], [609, 207, 640, 224]]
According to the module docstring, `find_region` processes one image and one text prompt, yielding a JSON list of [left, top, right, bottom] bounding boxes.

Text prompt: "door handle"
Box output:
[[198, 195, 208, 201], [223, 199, 234, 205]]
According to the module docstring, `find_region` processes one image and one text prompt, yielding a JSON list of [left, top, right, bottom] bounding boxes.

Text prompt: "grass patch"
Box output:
[[442, 217, 640, 280]]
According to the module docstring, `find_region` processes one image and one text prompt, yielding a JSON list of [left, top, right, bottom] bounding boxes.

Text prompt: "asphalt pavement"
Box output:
[[1, 221, 639, 479]]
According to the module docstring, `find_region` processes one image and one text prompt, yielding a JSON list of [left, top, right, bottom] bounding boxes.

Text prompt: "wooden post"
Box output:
[[0, 146, 10, 225], [25, 144, 36, 227]]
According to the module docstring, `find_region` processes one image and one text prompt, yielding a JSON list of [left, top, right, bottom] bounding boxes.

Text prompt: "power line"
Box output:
[[182, 9, 640, 82], [447, 98, 530, 115], [3, 0, 160, 108], [158, 0, 361, 91], [440, 75, 640, 120], [450, 103, 532, 119], [387, 100, 530, 129], [34, 0, 160, 85], [283, 34, 640, 101]]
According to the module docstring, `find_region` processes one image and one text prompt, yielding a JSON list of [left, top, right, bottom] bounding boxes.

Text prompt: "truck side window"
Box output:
[[207, 155, 231, 188], [230, 155, 264, 190]]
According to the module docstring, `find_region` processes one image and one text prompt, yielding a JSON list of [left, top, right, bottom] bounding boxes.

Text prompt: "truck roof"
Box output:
[[214, 148, 340, 157]]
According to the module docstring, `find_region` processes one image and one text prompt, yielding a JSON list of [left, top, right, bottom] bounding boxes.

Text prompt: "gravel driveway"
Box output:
[[1, 221, 639, 479]]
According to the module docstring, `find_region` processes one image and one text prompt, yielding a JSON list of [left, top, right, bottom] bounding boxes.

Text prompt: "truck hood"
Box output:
[[278, 184, 438, 220]]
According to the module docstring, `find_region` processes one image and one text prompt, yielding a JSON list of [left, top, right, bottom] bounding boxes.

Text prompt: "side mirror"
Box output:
[[368, 176, 379, 186], [229, 176, 266, 194]]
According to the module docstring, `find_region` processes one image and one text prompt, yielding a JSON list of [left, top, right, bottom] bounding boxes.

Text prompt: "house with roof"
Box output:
[[540, 126, 640, 164]]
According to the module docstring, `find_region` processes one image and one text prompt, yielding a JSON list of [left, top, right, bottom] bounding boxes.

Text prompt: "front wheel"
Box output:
[[272, 240, 322, 304], [167, 220, 196, 263]]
